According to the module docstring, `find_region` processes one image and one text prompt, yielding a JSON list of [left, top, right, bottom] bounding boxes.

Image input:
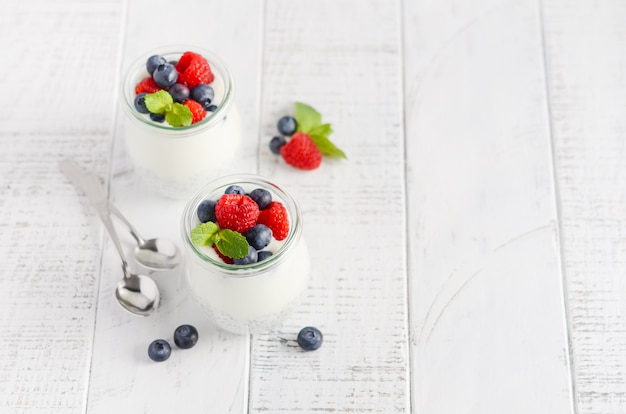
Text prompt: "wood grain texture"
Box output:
[[403, 0, 575, 412], [0, 0, 123, 412], [84, 0, 263, 412], [251, 1, 410, 412], [542, 1, 626, 412]]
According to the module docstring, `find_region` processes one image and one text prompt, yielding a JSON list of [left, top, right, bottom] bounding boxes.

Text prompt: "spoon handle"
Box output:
[[59, 159, 130, 270]]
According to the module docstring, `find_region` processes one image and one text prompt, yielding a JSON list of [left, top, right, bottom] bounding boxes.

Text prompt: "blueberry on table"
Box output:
[[297, 326, 323, 351], [257, 250, 273, 262], [148, 339, 172, 362], [190, 84, 215, 109], [248, 188, 272, 210], [134, 93, 149, 114], [152, 63, 178, 87], [224, 185, 245, 195], [174, 324, 199, 349], [169, 83, 190, 103], [245, 224, 272, 250], [233, 245, 258, 265], [197, 199, 217, 223], [277, 116, 297, 136], [146, 54, 167, 75], [269, 136, 286, 155]]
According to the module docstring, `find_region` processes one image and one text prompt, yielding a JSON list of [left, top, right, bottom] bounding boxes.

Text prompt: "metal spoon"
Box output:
[[60, 159, 160, 316]]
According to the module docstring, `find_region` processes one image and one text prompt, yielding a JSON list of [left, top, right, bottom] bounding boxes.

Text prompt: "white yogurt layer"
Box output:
[[122, 49, 242, 200]]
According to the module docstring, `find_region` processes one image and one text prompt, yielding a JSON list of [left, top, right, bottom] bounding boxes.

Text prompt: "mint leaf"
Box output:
[[165, 103, 193, 127], [190, 222, 220, 246], [308, 123, 333, 137], [145, 90, 173, 114], [295, 102, 322, 133], [310, 134, 347, 158], [215, 229, 249, 259]]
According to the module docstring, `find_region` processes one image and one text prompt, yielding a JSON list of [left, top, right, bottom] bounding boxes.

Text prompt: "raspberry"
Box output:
[[257, 201, 289, 241], [279, 132, 322, 170], [135, 77, 161, 94], [176, 52, 214, 88], [215, 194, 260, 234], [182, 100, 207, 124], [212, 244, 234, 264]]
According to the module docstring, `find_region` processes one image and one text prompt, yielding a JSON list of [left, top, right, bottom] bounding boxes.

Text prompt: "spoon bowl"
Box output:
[[115, 271, 160, 316]]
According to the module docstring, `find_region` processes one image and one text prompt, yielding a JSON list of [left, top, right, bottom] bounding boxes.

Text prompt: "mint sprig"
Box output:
[[294, 102, 346, 159], [144, 90, 192, 127], [190, 222, 249, 259]]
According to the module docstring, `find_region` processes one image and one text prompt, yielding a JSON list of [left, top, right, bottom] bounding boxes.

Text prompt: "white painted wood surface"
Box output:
[[1, 0, 625, 413]]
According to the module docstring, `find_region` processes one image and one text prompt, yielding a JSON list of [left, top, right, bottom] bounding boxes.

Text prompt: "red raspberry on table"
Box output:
[[280, 132, 322, 170], [182, 100, 207, 124], [215, 194, 260, 234], [135, 77, 161, 94], [176, 52, 214, 88], [257, 201, 289, 240]]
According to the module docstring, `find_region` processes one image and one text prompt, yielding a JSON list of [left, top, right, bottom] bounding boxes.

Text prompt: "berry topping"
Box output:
[[197, 199, 217, 223], [190, 84, 215, 109], [149, 113, 165, 123], [207, 104, 218, 112], [233, 245, 258, 265], [152, 63, 178, 88], [280, 132, 322, 170], [215, 194, 260, 234], [135, 77, 162, 94], [297, 327, 323, 351], [173, 324, 199, 349], [176, 52, 214, 88], [212, 243, 234, 264], [146, 54, 167, 75], [224, 185, 245, 195], [245, 224, 272, 250], [134, 93, 149, 114], [277, 116, 297, 136], [257, 251, 273, 262], [269, 136, 287, 155], [169, 83, 190, 103], [148, 339, 172, 362], [248, 188, 272, 210], [257, 201, 289, 241], [182, 100, 206, 124]]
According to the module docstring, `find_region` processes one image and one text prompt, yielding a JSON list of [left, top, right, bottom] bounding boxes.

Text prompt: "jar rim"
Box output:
[[121, 45, 235, 136], [180, 174, 304, 277]]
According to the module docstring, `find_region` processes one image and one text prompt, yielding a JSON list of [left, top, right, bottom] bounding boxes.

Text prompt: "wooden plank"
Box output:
[[542, 1, 626, 413], [84, 1, 263, 412], [0, 0, 123, 412], [250, 1, 410, 413], [403, 0, 575, 412]]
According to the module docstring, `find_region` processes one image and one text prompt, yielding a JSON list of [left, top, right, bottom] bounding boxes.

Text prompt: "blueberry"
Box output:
[[197, 199, 217, 223], [248, 188, 272, 210], [257, 251, 273, 262], [224, 185, 245, 195], [297, 326, 323, 351], [207, 104, 218, 112], [150, 112, 165, 123], [152, 63, 178, 88], [169, 83, 190, 103], [269, 136, 287, 155], [233, 245, 258, 265], [173, 324, 199, 349], [190, 84, 215, 108], [148, 339, 172, 362], [277, 116, 297, 135], [134, 93, 149, 114], [146, 55, 167, 75], [245, 224, 272, 250]]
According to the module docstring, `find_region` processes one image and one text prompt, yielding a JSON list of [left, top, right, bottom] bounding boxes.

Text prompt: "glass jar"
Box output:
[[180, 174, 310, 334], [121, 45, 242, 199]]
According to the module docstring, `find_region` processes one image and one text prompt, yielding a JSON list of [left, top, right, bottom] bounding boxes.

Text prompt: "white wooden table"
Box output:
[[1, 0, 625, 412]]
